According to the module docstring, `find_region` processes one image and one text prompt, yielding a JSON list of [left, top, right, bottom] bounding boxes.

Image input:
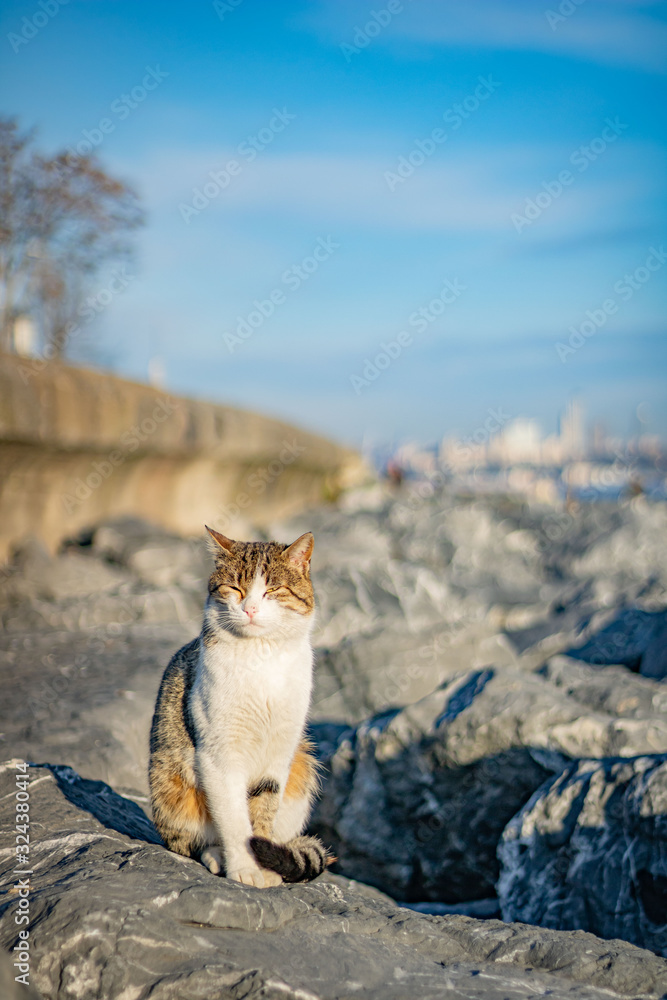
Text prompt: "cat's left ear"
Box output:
[[205, 525, 234, 557], [284, 532, 314, 573]]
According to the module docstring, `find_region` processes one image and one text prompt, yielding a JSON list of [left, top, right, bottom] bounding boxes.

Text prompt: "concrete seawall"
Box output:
[[0, 353, 368, 561]]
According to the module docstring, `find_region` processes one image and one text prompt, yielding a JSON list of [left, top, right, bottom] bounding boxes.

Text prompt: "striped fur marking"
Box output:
[[249, 778, 280, 797], [249, 834, 331, 883]]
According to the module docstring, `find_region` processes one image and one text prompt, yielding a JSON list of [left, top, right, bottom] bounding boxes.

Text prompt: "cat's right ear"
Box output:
[[205, 525, 234, 558]]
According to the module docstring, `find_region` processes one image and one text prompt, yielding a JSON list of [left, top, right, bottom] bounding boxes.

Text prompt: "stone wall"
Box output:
[[0, 353, 368, 561]]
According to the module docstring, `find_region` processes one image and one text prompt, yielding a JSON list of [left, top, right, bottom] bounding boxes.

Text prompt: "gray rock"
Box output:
[[540, 654, 667, 721], [0, 951, 42, 1000], [90, 517, 211, 589], [3, 496, 667, 972], [642, 614, 667, 681], [89, 516, 170, 561], [310, 664, 667, 903], [566, 608, 667, 674], [0, 522, 203, 634], [1, 761, 666, 1000], [498, 755, 667, 957], [6, 537, 128, 600], [0, 623, 193, 792], [312, 618, 517, 724], [571, 498, 667, 594]]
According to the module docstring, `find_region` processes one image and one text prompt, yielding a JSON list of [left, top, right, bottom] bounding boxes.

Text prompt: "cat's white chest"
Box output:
[[191, 636, 312, 772]]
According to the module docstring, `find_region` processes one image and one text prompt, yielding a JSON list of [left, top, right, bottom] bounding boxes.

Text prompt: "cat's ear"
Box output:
[[205, 525, 234, 558], [284, 532, 314, 573]]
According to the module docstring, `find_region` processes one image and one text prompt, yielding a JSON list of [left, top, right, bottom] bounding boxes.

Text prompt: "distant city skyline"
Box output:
[[1, 0, 665, 447], [367, 395, 665, 457], [385, 395, 665, 504]]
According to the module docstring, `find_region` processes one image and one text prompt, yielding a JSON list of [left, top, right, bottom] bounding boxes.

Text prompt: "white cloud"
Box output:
[[303, 0, 667, 74], [118, 140, 647, 241]]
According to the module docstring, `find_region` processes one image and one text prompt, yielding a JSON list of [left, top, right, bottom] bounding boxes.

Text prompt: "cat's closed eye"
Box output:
[[217, 585, 244, 598]]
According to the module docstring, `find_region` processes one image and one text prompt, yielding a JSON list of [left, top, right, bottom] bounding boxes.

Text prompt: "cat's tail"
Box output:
[[249, 834, 334, 883]]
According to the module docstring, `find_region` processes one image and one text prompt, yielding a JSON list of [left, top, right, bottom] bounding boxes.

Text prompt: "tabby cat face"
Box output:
[[204, 526, 315, 640]]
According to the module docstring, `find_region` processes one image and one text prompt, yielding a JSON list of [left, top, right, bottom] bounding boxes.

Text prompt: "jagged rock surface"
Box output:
[[1, 490, 667, 957], [498, 755, 667, 957], [565, 608, 667, 679], [310, 662, 667, 904], [295, 492, 667, 723], [1, 762, 666, 1000]]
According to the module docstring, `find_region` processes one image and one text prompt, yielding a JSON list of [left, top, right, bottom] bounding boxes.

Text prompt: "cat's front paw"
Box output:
[[226, 866, 280, 888], [201, 846, 223, 875], [259, 868, 283, 887]]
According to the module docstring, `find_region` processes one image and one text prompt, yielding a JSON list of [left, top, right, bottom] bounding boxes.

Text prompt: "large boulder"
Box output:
[[571, 498, 667, 596], [1, 761, 666, 1000], [310, 664, 667, 904], [0, 623, 192, 793], [566, 607, 667, 680], [0, 523, 203, 634], [498, 755, 667, 957]]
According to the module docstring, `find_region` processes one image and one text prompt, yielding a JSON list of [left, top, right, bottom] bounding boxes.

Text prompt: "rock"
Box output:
[[88, 516, 172, 563], [310, 664, 667, 904], [497, 755, 667, 957], [312, 618, 517, 724], [571, 498, 667, 594], [2, 493, 667, 966], [1, 761, 666, 1000], [0, 539, 128, 625], [0, 521, 203, 634], [90, 517, 211, 590], [642, 614, 667, 681], [566, 608, 667, 675], [0, 951, 42, 1000], [428, 504, 546, 605], [539, 655, 667, 721], [0, 624, 193, 793]]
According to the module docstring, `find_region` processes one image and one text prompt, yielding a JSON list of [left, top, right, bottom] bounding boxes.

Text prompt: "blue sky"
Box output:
[[2, 0, 666, 447]]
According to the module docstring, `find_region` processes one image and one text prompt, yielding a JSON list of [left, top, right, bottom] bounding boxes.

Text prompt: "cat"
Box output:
[[148, 525, 331, 888]]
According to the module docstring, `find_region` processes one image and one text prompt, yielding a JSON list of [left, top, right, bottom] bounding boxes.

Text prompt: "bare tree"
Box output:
[[0, 117, 143, 358]]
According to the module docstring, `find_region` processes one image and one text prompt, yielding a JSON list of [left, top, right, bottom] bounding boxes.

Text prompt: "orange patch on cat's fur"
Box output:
[[163, 772, 211, 825], [284, 741, 318, 800]]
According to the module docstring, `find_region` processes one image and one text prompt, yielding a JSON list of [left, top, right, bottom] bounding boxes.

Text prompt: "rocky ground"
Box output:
[[2, 761, 667, 1000], [1, 484, 666, 998]]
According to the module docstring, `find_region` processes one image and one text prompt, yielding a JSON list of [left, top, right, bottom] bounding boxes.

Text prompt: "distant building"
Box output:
[[494, 418, 542, 464], [559, 398, 585, 459], [148, 356, 167, 388], [11, 314, 37, 357]]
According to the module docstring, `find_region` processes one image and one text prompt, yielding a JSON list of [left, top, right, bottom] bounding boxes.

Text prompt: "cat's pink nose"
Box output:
[[243, 602, 259, 620]]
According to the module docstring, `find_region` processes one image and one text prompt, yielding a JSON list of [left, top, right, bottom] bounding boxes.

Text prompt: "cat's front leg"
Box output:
[[196, 752, 280, 888]]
